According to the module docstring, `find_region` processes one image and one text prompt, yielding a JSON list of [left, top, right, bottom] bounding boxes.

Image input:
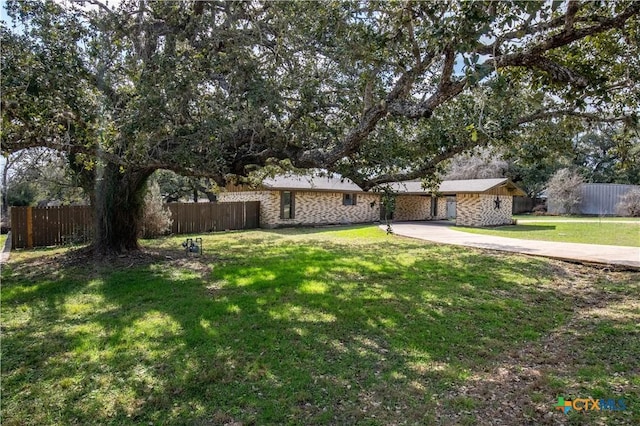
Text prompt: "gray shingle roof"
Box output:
[[386, 178, 526, 196], [263, 174, 363, 192], [440, 178, 514, 193], [262, 175, 526, 196]]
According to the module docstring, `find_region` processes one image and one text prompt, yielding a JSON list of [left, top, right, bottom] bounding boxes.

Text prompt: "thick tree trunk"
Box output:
[[92, 163, 154, 254]]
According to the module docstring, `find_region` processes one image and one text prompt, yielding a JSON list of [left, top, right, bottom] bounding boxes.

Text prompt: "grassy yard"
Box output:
[[513, 215, 640, 223], [2, 226, 638, 425], [457, 221, 640, 247]]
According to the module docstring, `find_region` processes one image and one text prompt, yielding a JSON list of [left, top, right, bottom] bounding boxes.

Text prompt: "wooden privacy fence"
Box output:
[[166, 201, 260, 234], [512, 196, 544, 214], [10, 205, 93, 249], [10, 201, 260, 249]]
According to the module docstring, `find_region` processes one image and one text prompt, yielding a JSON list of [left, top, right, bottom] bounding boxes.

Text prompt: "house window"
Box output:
[[280, 191, 295, 219], [343, 193, 357, 206]]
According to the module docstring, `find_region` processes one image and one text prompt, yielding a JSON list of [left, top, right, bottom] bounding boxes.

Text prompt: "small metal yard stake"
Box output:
[[182, 237, 203, 257]]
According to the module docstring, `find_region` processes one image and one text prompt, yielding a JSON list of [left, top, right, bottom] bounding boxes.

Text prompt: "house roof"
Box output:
[[262, 174, 363, 192], [387, 178, 527, 196], [258, 174, 526, 196]]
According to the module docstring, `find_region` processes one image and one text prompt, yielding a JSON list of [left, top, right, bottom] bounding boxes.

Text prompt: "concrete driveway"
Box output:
[[384, 221, 640, 270], [0, 233, 10, 264]]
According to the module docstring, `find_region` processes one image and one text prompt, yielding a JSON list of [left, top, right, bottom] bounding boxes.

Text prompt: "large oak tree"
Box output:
[[2, 0, 638, 253]]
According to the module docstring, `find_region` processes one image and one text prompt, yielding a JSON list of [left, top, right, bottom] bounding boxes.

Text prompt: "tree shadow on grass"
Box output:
[[479, 225, 557, 232], [435, 276, 640, 425], [259, 223, 378, 236], [1, 233, 634, 425]]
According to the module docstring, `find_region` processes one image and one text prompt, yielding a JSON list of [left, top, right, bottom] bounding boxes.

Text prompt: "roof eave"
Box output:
[[263, 186, 364, 193]]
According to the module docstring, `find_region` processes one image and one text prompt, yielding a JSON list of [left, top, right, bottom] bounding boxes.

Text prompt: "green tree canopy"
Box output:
[[2, 0, 638, 253], [1, 148, 87, 216]]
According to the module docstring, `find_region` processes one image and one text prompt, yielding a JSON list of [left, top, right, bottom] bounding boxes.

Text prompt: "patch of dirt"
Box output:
[[170, 257, 215, 277], [6, 246, 226, 280], [60, 248, 174, 270], [435, 261, 639, 425]]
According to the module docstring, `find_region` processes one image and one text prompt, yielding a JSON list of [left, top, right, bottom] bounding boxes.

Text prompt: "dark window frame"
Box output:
[[280, 191, 295, 219], [343, 193, 357, 206]]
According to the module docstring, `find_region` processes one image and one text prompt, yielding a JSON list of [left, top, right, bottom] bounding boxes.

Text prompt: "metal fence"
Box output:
[[10, 201, 260, 249], [547, 183, 639, 215]]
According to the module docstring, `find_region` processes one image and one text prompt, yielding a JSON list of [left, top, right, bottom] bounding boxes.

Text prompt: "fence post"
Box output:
[[26, 206, 33, 249]]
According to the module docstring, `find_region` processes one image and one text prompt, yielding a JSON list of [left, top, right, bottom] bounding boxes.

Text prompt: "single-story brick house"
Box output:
[[388, 178, 526, 227], [218, 175, 525, 228], [217, 174, 380, 228]]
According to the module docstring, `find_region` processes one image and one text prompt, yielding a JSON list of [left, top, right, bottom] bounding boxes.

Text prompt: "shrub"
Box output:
[[616, 188, 640, 217], [532, 203, 547, 215], [141, 181, 173, 238], [6, 181, 38, 206]]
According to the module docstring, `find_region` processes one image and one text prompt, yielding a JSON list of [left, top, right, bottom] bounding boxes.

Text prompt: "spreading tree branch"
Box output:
[[517, 110, 632, 125]]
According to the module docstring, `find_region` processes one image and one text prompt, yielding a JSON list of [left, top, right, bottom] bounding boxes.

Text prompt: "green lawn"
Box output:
[[513, 215, 640, 223], [457, 221, 640, 247], [2, 226, 638, 425], [0, 233, 7, 250]]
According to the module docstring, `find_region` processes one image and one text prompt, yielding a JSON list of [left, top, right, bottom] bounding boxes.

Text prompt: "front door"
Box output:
[[446, 197, 456, 219]]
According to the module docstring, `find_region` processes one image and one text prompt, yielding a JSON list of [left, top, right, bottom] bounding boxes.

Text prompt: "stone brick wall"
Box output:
[[394, 195, 432, 221], [219, 189, 514, 228], [392, 195, 449, 220], [456, 194, 513, 227], [218, 190, 380, 228], [435, 197, 448, 220]]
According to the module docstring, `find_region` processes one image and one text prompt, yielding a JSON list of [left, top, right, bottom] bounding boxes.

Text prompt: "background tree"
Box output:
[[546, 168, 585, 215], [442, 148, 508, 180], [1, 148, 87, 218], [4, 181, 37, 207], [2, 150, 33, 215], [500, 115, 582, 197], [511, 124, 640, 196], [616, 188, 640, 217], [154, 170, 217, 203], [573, 127, 640, 184], [2, 0, 638, 254]]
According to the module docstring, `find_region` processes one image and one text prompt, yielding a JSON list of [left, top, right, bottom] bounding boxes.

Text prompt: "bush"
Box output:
[[616, 188, 640, 217], [532, 203, 547, 215], [141, 181, 173, 238], [6, 181, 38, 206]]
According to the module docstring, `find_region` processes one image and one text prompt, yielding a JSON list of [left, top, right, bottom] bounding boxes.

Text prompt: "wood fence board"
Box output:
[[9, 202, 259, 249], [10, 207, 27, 249]]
